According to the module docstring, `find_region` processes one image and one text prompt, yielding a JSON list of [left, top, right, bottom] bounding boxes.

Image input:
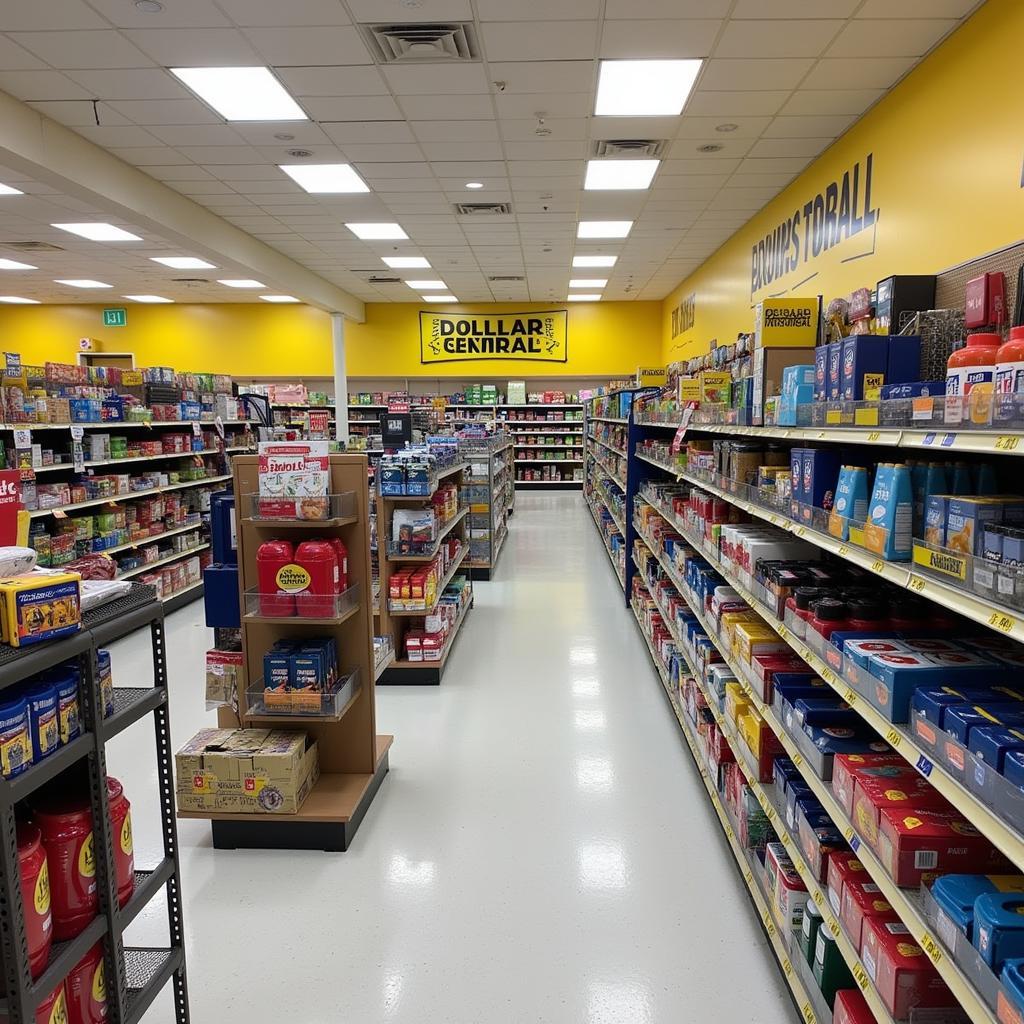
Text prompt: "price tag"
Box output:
[[53, 508, 67, 520], [783, 958, 793, 977], [941, 433, 957, 447], [916, 754, 934, 778], [852, 963, 869, 990], [744, 869, 753, 885], [724, 823, 734, 839], [72, 442, 84, 473], [919, 932, 943, 964], [988, 610, 1016, 634], [922, 432, 936, 446], [843, 826, 855, 842], [70, 426, 84, 442], [866, 431, 880, 442], [838, 544, 849, 557], [850, 834, 861, 852], [792, 753, 803, 768], [802, 1004, 816, 1024], [828, 918, 841, 937], [885, 727, 902, 749], [765, 805, 776, 823], [908, 574, 926, 593], [843, 687, 858, 706], [192, 421, 202, 437], [812, 888, 824, 906], [995, 435, 1020, 452], [870, 559, 884, 573], [795, 525, 806, 537], [821, 668, 838, 686], [762, 909, 776, 936], [13, 428, 30, 449]]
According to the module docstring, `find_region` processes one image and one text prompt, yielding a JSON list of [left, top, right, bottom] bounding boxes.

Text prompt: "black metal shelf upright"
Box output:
[[0, 584, 190, 1023]]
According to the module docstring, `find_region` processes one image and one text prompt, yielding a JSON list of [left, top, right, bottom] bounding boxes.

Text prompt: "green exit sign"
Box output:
[[103, 308, 127, 327]]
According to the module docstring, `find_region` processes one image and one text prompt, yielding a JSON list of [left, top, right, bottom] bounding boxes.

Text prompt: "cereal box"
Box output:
[[257, 441, 329, 519]]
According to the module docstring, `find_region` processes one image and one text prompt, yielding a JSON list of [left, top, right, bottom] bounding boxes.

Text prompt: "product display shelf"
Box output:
[[89, 520, 204, 559], [588, 452, 626, 492], [589, 416, 629, 425], [385, 506, 468, 563], [636, 498, 999, 1024], [116, 542, 209, 580], [162, 579, 205, 612], [499, 418, 583, 426], [588, 435, 627, 460], [0, 583, 190, 1023], [514, 442, 583, 449], [3, 419, 250, 432], [628, 597, 824, 1024], [587, 498, 625, 589], [516, 479, 581, 487], [635, 451, 682, 476], [388, 546, 468, 616], [31, 447, 225, 473], [383, 595, 472, 683], [463, 440, 513, 580], [183, 453, 391, 852], [28, 474, 233, 519], [373, 649, 395, 682], [633, 527, 897, 1024]]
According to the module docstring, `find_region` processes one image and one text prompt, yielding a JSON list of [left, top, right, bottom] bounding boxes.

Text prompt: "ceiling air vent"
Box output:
[[368, 275, 402, 284], [171, 277, 211, 284], [591, 139, 667, 158], [361, 23, 480, 64], [2, 241, 64, 252], [488, 275, 524, 282], [454, 202, 512, 215]]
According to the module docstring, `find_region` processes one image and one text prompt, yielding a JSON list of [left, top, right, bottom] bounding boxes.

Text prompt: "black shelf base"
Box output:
[[469, 566, 492, 581], [209, 751, 389, 852]]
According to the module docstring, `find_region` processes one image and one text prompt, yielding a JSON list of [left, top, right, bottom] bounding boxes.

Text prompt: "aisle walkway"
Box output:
[[108, 493, 795, 1023]]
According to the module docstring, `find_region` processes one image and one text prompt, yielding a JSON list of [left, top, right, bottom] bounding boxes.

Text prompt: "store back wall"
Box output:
[[0, 300, 661, 378], [660, 0, 1024, 365]]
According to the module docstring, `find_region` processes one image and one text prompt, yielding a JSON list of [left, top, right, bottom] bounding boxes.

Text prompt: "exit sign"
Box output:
[[103, 308, 127, 327]]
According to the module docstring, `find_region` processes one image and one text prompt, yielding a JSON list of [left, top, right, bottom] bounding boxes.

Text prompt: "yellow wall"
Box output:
[[661, 0, 1024, 364], [0, 300, 660, 378]]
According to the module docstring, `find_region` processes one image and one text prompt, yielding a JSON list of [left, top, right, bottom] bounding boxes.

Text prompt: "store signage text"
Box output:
[[750, 154, 879, 297], [420, 310, 567, 364], [670, 292, 696, 338], [103, 307, 127, 327]]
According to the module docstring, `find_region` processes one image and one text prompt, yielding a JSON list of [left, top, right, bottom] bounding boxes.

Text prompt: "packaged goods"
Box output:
[[851, 771, 945, 851], [832, 753, 910, 817], [256, 539, 295, 616], [830, 466, 868, 539], [0, 571, 81, 647], [842, 335, 887, 401], [833, 988, 874, 1024], [23, 682, 58, 761], [65, 941, 106, 1024], [4, 982, 68, 1024], [49, 670, 80, 746], [946, 332, 999, 425], [813, 929, 854, 1009], [864, 464, 912, 561], [802, 449, 841, 519], [106, 777, 134, 908], [256, 441, 329, 519], [974, 892, 1024, 971], [995, 326, 1024, 420], [799, 899, 823, 966], [11, 821, 52, 979], [931, 874, 1024, 942], [861, 919, 952, 1018], [840, 878, 898, 952], [0, 693, 31, 778]]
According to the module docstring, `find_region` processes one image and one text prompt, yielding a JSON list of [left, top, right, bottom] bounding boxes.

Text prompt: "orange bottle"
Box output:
[[946, 332, 1000, 425]]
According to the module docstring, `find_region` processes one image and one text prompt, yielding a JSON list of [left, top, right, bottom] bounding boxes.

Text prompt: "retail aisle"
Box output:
[[106, 493, 795, 1024]]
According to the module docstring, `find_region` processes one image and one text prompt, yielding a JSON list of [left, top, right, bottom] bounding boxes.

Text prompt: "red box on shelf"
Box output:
[[839, 878, 899, 953], [832, 753, 906, 818], [861, 919, 953, 1019], [826, 852, 867, 917], [833, 989, 874, 1024]]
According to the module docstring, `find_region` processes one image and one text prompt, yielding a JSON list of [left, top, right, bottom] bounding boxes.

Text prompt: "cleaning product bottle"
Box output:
[[832, 465, 868, 540], [918, 463, 948, 536], [995, 326, 1024, 421], [865, 463, 913, 560], [946, 332, 1000, 425], [256, 539, 296, 616]]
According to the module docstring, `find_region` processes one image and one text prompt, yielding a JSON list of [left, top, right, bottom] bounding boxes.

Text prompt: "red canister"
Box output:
[[327, 537, 349, 593], [255, 539, 296, 616], [32, 792, 96, 941], [66, 942, 106, 1023], [106, 778, 134, 909], [1, 980, 68, 1024], [294, 540, 338, 617], [16, 821, 52, 979]]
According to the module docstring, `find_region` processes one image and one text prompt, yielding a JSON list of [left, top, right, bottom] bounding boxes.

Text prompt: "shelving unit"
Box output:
[[375, 462, 473, 685], [462, 438, 513, 581], [0, 584, 190, 1023], [178, 453, 391, 852], [501, 405, 585, 490]]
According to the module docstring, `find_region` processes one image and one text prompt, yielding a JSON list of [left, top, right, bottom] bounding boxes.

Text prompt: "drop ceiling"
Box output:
[[0, 0, 982, 305]]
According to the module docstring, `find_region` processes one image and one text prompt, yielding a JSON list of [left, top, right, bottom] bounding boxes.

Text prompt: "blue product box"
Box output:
[[1006, 751, 1024, 788], [790, 448, 805, 519], [842, 335, 888, 400], [263, 652, 291, 692], [932, 875, 1005, 941], [826, 341, 843, 400], [800, 720, 891, 780], [814, 346, 828, 402], [923, 494, 951, 547], [984, 526, 1004, 563], [379, 464, 406, 496], [944, 704, 1024, 746], [1001, 960, 1024, 1015], [203, 563, 240, 628], [969, 726, 1024, 771], [886, 334, 921, 386], [975, 893, 1024, 971], [405, 464, 431, 495], [880, 380, 945, 400], [792, 697, 857, 728], [801, 448, 841, 520], [911, 685, 998, 727], [1004, 530, 1024, 568]]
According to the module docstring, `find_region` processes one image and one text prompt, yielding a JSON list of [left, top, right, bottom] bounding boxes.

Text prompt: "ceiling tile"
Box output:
[[356, 162, 434, 179], [398, 94, 495, 120], [667, 136, 752, 158], [110, 146, 194, 166], [481, 22, 598, 62], [412, 121, 500, 143], [346, 0, 473, 17], [229, 122, 333, 146], [675, 115, 771, 139], [801, 56, 917, 89], [215, 0, 351, 25], [439, 177, 509, 191], [605, 0, 731, 15], [0, 35, 46, 70], [488, 61, 594, 94], [243, 26, 371, 65], [105, 98, 221, 125], [600, 19, 721, 59], [476, 0, 599, 17], [365, 177, 440, 191], [382, 64, 490, 96], [122, 28, 261, 65], [275, 66, 388, 96], [90, 0, 231, 26], [503, 140, 584, 160], [506, 160, 582, 177], [698, 58, 815, 91], [826, 19, 959, 57], [339, 143, 427, 162], [302, 96, 404, 121], [661, 157, 740, 175], [28, 100, 129, 126], [763, 114, 858, 138], [73, 124, 164, 147], [145, 165, 218, 181], [207, 164, 288, 181], [0, 69, 92, 101], [588, 115, 677, 140], [732, 0, 859, 14], [715, 19, 843, 58], [780, 88, 885, 116], [164, 180, 237, 197], [746, 137, 832, 159], [686, 90, 791, 116], [494, 93, 591, 118], [175, 145, 266, 164], [0, 0, 106, 30], [728, 171, 798, 188], [430, 161, 508, 178], [737, 156, 814, 174], [146, 124, 249, 147], [66, 68, 190, 100], [320, 121, 416, 145]]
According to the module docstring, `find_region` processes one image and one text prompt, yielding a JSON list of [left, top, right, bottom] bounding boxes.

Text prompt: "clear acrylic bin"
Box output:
[[243, 581, 360, 621], [246, 669, 360, 718], [246, 490, 357, 523]]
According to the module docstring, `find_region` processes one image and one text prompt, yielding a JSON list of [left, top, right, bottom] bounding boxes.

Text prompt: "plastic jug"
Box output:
[[256, 540, 296, 616]]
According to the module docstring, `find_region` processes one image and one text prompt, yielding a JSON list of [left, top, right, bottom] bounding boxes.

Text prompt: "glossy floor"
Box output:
[[109, 493, 796, 1023]]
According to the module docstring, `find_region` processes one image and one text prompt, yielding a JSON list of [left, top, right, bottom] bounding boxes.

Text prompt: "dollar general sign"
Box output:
[[420, 310, 567, 364]]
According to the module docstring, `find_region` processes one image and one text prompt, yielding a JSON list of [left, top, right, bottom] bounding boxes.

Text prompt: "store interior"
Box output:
[[2, 1, 1024, 1022]]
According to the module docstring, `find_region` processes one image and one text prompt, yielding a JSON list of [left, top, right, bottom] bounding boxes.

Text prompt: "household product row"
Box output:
[[462, 437, 513, 580]]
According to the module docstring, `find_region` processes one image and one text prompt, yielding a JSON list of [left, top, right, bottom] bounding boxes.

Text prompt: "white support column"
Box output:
[[331, 312, 349, 443]]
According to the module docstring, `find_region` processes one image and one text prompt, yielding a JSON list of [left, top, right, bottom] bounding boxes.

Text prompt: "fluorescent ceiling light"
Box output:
[[0, 183, 24, 196], [0, 258, 36, 270], [217, 279, 265, 288], [406, 280, 445, 290], [55, 279, 111, 288], [280, 163, 369, 194], [427, 295, 458, 303], [584, 159, 659, 191], [0, 296, 38, 304], [124, 294, 173, 303], [465, 182, 483, 189], [150, 256, 216, 269], [573, 255, 617, 268], [170, 66, 305, 122], [570, 278, 608, 288], [345, 222, 407, 240], [578, 221, 632, 239], [568, 294, 602, 301], [260, 294, 300, 303], [52, 222, 142, 242], [595, 59, 703, 116], [382, 256, 430, 269]]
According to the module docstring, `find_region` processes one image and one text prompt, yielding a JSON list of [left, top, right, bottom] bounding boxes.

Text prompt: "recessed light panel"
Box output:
[[595, 59, 702, 116], [55, 279, 111, 288], [584, 160, 659, 191], [406, 280, 445, 289], [570, 279, 608, 288], [465, 182, 484, 189], [124, 295, 173, 303], [382, 256, 430, 269], [345, 223, 408, 240], [217, 279, 265, 288], [427, 295, 458, 302], [171, 67, 305, 122], [568, 294, 602, 301], [150, 256, 216, 269], [0, 259, 36, 270], [259, 294, 300, 303], [573, 255, 617, 268], [0, 183, 24, 196], [577, 221, 632, 239], [0, 296, 38, 304], [280, 164, 369, 194], [52, 222, 142, 242]]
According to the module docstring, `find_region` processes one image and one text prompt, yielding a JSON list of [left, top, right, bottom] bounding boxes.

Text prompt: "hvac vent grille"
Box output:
[[454, 202, 512, 215], [488, 275, 524, 282], [2, 241, 64, 252], [591, 139, 667, 158], [361, 22, 480, 64]]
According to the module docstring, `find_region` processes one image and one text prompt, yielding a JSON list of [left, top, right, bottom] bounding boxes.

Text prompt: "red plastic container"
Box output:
[[32, 792, 96, 941], [327, 537, 349, 593], [16, 821, 52, 979], [256, 540, 296, 616], [106, 778, 134, 909], [294, 540, 338, 617], [0, 980, 68, 1024], [66, 942, 106, 1024], [946, 332, 999, 424], [846, 599, 889, 632], [809, 598, 850, 641]]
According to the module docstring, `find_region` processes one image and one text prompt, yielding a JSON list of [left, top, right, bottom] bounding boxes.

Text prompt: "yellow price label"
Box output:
[[783, 958, 793, 977], [812, 888, 824, 906], [822, 668, 838, 686], [817, 430, 827, 439], [843, 826, 855, 842], [828, 918, 841, 937], [802, 1004, 816, 1024], [792, 753, 803, 767], [989, 611, 1016, 634], [867, 431, 880, 442], [796, 525, 806, 537], [908, 575, 926, 593], [744, 869, 753, 885], [852, 963, 869, 989], [838, 544, 849, 557], [780, 831, 792, 848], [995, 435, 1020, 451], [843, 688, 858, 706], [725, 824, 734, 839], [919, 933, 943, 964], [871, 559, 884, 573], [778, 624, 789, 640], [762, 910, 776, 936], [765, 805, 776, 822], [885, 727, 903, 749]]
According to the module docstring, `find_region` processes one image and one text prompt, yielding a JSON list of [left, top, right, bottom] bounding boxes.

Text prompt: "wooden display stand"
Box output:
[[376, 462, 474, 685], [178, 453, 391, 851]]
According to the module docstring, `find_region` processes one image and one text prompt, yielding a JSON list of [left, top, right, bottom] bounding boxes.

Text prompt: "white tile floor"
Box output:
[[107, 493, 796, 1023]]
